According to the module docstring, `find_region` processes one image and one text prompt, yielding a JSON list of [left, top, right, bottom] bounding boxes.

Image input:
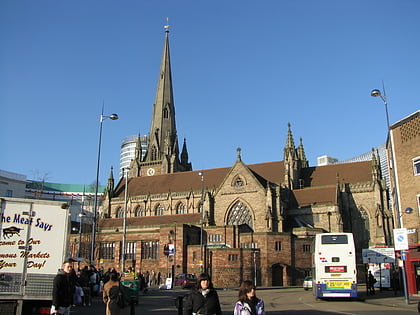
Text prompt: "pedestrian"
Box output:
[[367, 270, 376, 295], [103, 271, 124, 315], [234, 280, 265, 315], [183, 273, 222, 315], [50, 260, 77, 315]]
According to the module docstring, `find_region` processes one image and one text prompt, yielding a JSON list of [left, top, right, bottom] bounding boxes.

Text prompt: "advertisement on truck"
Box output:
[[0, 197, 70, 314]]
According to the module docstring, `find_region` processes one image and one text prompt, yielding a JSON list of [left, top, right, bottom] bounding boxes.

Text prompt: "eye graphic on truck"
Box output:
[[2, 226, 23, 239]]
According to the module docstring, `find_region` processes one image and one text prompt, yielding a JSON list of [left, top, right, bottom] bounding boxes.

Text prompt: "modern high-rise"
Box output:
[[119, 134, 148, 178]]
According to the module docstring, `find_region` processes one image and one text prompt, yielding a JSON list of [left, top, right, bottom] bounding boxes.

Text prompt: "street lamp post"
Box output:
[[371, 88, 409, 304], [90, 106, 118, 264], [78, 212, 86, 258], [198, 172, 204, 272], [121, 167, 129, 273]]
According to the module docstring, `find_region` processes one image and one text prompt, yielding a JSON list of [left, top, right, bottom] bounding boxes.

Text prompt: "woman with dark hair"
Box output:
[[234, 280, 265, 315], [183, 273, 222, 315]]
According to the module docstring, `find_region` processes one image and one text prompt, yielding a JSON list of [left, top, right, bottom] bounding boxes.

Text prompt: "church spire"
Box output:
[[136, 25, 191, 176], [143, 25, 178, 165]]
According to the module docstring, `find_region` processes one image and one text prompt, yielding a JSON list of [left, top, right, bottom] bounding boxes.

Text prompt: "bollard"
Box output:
[[130, 297, 136, 315], [176, 295, 183, 315]]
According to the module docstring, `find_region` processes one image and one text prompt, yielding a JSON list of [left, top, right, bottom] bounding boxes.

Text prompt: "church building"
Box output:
[[81, 27, 393, 287]]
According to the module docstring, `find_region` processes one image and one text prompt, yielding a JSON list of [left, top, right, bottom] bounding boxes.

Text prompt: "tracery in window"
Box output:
[[116, 207, 123, 218], [176, 202, 186, 214], [135, 205, 146, 217], [154, 203, 164, 216], [227, 200, 253, 228]]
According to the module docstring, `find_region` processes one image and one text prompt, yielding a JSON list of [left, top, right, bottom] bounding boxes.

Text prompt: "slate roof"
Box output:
[[113, 160, 372, 209], [99, 213, 201, 228]]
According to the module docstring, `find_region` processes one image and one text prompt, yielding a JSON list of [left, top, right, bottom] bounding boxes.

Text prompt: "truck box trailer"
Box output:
[[0, 197, 71, 315]]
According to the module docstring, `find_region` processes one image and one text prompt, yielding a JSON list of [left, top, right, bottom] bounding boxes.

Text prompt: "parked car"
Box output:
[[303, 276, 313, 290], [174, 273, 197, 288]]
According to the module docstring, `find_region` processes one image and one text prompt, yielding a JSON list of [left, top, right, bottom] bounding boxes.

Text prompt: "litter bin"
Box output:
[[121, 280, 140, 305]]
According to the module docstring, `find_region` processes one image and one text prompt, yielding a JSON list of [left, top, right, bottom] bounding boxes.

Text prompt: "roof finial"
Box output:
[[236, 147, 242, 162], [164, 17, 170, 33]]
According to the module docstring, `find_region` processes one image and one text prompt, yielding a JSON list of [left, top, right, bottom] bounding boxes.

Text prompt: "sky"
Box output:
[[1, 0, 419, 186]]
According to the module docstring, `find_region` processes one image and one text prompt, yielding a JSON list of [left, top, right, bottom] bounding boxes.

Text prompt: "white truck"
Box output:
[[0, 197, 71, 315]]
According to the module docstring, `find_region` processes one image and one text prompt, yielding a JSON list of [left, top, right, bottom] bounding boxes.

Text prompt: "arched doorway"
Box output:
[[272, 263, 283, 286]]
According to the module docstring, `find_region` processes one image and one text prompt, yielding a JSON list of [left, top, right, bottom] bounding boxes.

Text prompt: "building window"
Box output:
[[303, 244, 311, 252], [228, 254, 238, 261], [209, 234, 222, 243], [275, 241, 282, 251], [227, 200, 253, 228], [193, 251, 197, 262], [136, 206, 146, 216], [116, 207, 124, 218], [6, 190, 12, 197], [413, 157, 420, 176], [122, 241, 136, 260], [176, 202, 186, 214], [154, 204, 164, 216], [100, 242, 115, 259], [141, 240, 159, 260], [240, 242, 257, 249]]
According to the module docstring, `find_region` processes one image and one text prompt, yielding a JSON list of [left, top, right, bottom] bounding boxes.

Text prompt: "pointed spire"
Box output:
[[181, 138, 189, 165], [144, 24, 179, 164], [284, 122, 296, 160], [297, 137, 309, 168]]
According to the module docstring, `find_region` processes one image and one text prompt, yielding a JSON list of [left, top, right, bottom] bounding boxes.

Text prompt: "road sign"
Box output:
[[362, 247, 395, 264], [393, 228, 409, 251]]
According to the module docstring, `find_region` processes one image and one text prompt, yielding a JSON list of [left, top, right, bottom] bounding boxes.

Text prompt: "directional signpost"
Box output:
[[362, 247, 395, 264]]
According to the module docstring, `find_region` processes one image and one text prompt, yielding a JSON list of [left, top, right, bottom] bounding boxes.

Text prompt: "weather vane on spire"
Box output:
[[164, 17, 170, 32]]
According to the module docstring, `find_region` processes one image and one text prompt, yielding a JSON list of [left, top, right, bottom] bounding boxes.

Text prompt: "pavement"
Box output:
[[356, 284, 420, 311], [70, 285, 420, 314]]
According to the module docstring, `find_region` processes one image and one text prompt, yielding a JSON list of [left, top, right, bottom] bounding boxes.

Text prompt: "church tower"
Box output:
[[129, 25, 192, 178]]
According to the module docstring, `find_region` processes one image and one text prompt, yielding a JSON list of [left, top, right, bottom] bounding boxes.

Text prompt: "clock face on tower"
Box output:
[[147, 168, 155, 176]]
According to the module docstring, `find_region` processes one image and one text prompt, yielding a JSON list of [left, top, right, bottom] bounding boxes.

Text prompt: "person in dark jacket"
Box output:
[[51, 261, 77, 315], [183, 273, 222, 315]]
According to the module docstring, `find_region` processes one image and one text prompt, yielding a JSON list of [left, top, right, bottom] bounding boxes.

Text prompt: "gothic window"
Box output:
[[163, 107, 169, 119], [151, 145, 157, 161], [227, 200, 253, 228], [176, 202, 186, 214], [135, 205, 145, 217], [116, 207, 123, 218], [154, 203, 164, 216]]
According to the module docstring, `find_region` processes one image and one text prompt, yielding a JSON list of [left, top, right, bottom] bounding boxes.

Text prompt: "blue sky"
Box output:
[[1, 0, 419, 186]]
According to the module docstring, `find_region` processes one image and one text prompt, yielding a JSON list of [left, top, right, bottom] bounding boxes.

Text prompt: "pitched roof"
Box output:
[[114, 160, 372, 200], [99, 213, 201, 228]]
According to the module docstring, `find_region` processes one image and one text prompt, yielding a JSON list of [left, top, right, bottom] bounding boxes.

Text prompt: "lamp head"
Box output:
[[370, 89, 382, 97], [405, 207, 414, 214], [109, 114, 119, 120]]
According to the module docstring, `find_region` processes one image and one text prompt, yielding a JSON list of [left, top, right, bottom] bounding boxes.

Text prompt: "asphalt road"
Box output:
[[70, 287, 419, 315]]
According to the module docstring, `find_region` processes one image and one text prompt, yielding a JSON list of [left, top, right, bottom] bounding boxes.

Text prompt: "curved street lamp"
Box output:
[[371, 87, 409, 304], [90, 106, 118, 264]]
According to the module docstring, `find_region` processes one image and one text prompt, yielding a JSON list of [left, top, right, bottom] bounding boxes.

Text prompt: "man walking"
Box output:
[[51, 260, 77, 314]]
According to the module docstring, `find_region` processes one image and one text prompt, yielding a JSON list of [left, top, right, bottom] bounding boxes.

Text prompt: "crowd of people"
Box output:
[[51, 260, 265, 315]]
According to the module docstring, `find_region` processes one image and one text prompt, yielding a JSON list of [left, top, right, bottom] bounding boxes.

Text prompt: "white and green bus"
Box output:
[[313, 233, 358, 298]]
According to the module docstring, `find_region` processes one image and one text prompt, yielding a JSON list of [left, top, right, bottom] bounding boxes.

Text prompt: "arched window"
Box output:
[[151, 145, 157, 161], [227, 201, 253, 228], [176, 202, 186, 214], [154, 203, 164, 216], [135, 205, 145, 217], [116, 207, 123, 218], [163, 107, 169, 119]]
